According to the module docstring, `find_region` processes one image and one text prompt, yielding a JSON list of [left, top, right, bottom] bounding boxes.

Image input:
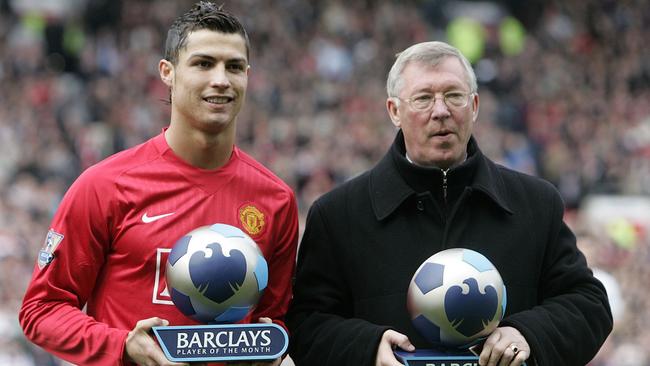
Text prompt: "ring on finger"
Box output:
[[509, 343, 519, 354]]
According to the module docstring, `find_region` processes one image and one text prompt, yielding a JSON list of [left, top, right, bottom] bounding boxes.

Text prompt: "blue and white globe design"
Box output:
[[166, 224, 268, 324], [407, 248, 507, 349]]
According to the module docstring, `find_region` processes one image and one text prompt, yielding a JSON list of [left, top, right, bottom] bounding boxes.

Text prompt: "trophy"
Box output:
[[152, 223, 288, 363], [394, 248, 522, 366]]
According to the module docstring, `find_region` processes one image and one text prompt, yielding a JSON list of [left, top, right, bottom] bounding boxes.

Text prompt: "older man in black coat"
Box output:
[[287, 41, 612, 366]]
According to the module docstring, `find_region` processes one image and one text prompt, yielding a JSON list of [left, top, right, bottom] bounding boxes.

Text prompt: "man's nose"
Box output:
[[210, 64, 231, 88], [430, 96, 451, 120]]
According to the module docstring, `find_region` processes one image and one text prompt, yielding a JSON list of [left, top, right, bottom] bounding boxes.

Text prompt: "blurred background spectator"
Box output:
[[1, 0, 648, 364]]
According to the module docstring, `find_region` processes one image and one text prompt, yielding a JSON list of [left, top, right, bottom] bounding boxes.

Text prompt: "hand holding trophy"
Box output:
[[395, 248, 523, 366], [153, 224, 288, 363]]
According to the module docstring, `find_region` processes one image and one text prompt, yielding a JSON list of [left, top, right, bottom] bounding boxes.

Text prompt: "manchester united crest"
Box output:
[[239, 204, 266, 236]]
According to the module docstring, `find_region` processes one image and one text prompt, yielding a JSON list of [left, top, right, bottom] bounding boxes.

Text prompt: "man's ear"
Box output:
[[159, 59, 174, 87], [387, 98, 401, 128], [471, 92, 480, 122]]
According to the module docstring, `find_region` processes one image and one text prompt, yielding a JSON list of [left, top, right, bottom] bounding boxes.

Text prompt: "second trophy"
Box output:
[[395, 248, 511, 366]]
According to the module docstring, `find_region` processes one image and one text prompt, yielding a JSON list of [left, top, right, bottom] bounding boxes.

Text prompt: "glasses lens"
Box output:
[[445, 92, 468, 107], [411, 95, 433, 110]]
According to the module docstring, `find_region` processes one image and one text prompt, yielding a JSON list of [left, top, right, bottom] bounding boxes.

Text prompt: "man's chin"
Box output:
[[420, 151, 462, 169]]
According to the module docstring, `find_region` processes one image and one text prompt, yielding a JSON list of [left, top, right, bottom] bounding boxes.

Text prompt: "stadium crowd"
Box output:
[[0, 0, 648, 364]]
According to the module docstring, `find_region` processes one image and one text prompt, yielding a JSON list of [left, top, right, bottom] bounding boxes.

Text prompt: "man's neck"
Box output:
[[165, 124, 235, 170]]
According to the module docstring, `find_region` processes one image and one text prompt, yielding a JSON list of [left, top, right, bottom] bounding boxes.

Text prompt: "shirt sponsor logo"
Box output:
[[142, 212, 175, 223], [153, 248, 174, 305], [38, 229, 64, 269], [238, 204, 266, 236]]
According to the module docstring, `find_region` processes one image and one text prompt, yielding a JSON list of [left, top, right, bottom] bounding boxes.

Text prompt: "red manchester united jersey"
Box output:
[[19, 131, 299, 365]]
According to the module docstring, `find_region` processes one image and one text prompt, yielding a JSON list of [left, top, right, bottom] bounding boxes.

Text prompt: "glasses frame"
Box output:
[[396, 91, 475, 111]]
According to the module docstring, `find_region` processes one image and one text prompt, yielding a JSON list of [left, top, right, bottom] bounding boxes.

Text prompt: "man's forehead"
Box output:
[[402, 58, 468, 89], [180, 29, 247, 61], [404, 57, 463, 73]]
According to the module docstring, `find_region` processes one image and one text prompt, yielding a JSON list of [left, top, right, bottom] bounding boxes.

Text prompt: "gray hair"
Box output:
[[386, 41, 477, 98]]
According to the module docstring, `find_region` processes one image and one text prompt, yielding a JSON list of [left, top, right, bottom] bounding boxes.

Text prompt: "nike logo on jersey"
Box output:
[[142, 212, 175, 223]]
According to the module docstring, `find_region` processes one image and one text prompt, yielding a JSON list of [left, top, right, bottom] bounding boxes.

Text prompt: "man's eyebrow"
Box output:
[[187, 53, 247, 63], [411, 82, 466, 94]]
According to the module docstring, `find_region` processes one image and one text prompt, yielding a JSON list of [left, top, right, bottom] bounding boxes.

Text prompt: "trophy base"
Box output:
[[394, 349, 527, 366], [394, 349, 478, 366], [152, 323, 288, 362]]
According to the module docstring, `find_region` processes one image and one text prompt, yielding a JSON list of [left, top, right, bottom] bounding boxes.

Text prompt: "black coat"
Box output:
[[287, 132, 612, 366]]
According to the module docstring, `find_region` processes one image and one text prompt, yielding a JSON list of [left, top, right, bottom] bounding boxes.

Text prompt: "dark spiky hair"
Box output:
[[164, 1, 250, 65]]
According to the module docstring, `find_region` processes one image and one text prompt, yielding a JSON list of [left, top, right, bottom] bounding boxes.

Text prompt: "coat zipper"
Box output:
[[442, 187, 472, 249], [442, 168, 449, 204]]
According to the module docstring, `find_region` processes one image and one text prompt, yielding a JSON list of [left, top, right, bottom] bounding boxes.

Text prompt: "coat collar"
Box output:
[[369, 131, 513, 220]]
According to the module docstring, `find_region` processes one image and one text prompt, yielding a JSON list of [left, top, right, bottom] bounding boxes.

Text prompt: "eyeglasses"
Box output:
[[397, 91, 473, 111]]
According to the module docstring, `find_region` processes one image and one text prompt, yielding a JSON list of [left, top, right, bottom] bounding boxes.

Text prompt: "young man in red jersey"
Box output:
[[19, 2, 298, 366]]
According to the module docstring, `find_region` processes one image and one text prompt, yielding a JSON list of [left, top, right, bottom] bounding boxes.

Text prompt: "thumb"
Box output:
[[135, 317, 169, 332], [385, 330, 415, 352], [395, 336, 415, 352]]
